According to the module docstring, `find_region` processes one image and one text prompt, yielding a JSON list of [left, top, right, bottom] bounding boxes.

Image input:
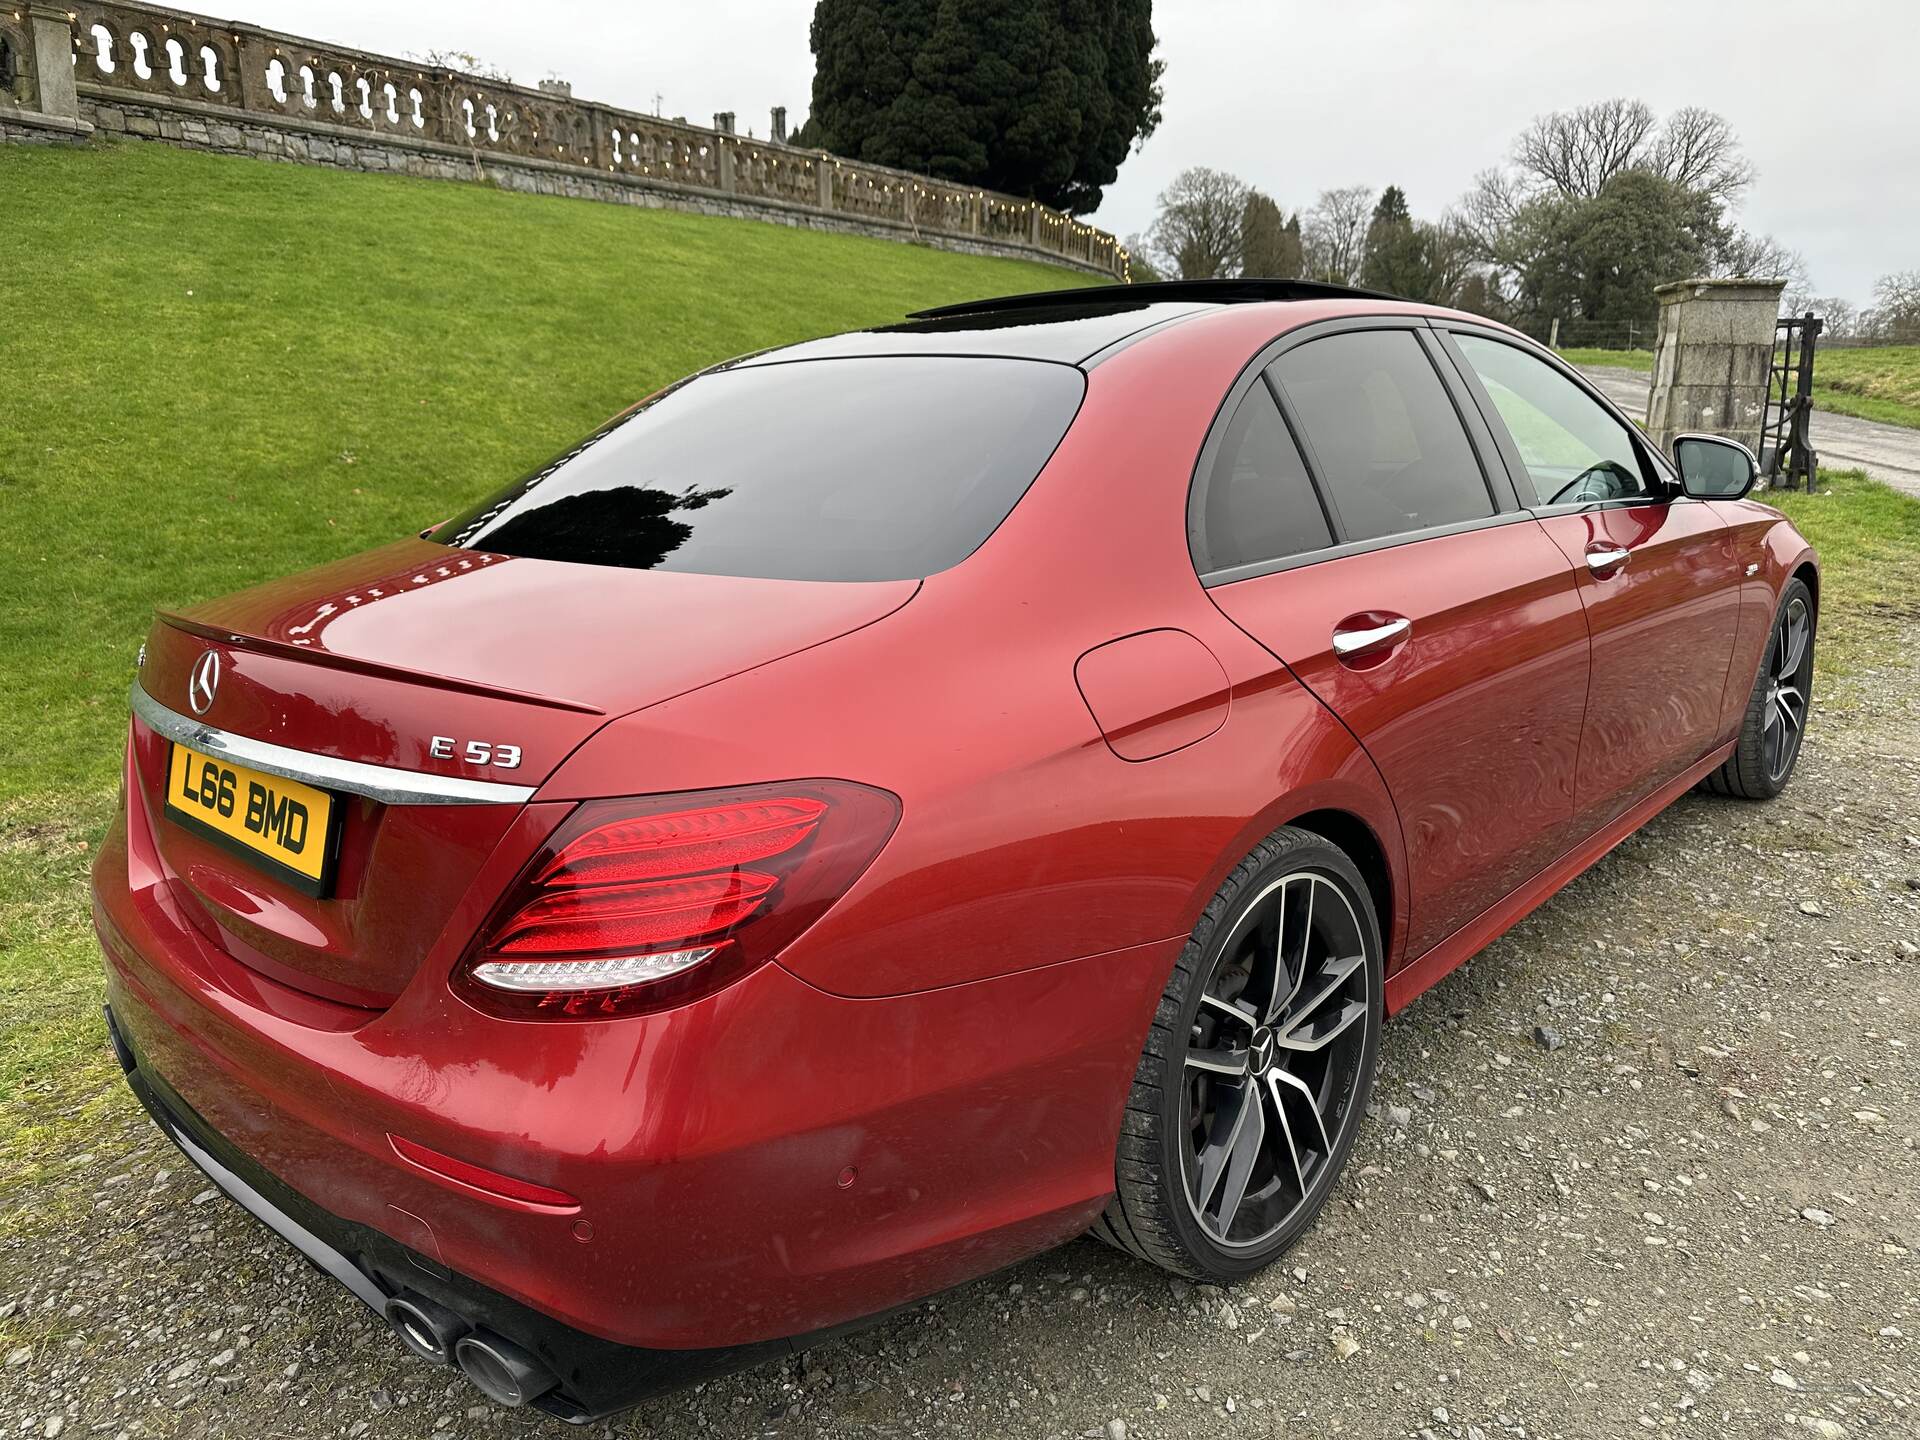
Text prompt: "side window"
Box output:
[[1191, 379, 1332, 574], [1269, 330, 1492, 543], [1452, 334, 1658, 507]]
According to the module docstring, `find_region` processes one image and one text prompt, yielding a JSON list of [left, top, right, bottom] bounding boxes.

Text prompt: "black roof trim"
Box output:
[[910, 278, 1405, 320]]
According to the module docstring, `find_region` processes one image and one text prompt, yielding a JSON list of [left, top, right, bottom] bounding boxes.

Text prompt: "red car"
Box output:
[[93, 280, 1817, 1418]]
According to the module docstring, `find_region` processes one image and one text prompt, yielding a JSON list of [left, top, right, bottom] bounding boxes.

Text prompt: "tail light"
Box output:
[[456, 781, 898, 1019]]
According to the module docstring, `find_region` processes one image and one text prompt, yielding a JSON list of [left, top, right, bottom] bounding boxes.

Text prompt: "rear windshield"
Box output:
[[439, 356, 1085, 582]]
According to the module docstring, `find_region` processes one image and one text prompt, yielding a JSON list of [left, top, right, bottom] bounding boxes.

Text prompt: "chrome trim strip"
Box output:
[[130, 684, 537, 806], [163, 1092, 392, 1314], [1199, 508, 1536, 588]]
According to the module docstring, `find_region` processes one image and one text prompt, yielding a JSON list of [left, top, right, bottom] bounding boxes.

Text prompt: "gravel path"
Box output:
[[1577, 365, 1920, 500], [4, 637, 1916, 1440]]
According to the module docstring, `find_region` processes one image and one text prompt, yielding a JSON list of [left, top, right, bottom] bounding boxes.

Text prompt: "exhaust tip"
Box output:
[[384, 1292, 470, 1365], [454, 1330, 559, 1408]]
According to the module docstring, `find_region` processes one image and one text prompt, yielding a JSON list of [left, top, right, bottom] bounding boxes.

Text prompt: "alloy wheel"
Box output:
[[1180, 871, 1372, 1249], [1763, 596, 1811, 782]]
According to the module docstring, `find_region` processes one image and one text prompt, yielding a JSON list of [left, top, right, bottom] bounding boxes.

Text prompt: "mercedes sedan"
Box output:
[[93, 280, 1818, 1419]]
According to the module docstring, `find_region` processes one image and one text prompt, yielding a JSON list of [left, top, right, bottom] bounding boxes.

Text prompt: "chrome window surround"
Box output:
[[130, 685, 536, 806]]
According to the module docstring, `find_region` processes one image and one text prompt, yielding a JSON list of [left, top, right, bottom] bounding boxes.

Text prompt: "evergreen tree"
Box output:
[[1360, 184, 1444, 300], [1369, 185, 1410, 230], [1500, 171, 1719, 336], [806, 0, 1164, 214], [1240, 190, 1303, 278]]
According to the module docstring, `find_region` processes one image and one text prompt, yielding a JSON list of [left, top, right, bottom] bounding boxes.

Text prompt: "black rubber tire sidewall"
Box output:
[[1704, 576, 1815, 801], [1096, 825, 1385, 1282]]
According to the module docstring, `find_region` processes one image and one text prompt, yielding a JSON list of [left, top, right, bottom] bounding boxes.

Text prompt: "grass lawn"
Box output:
[[1771, 469, 1920, 678], [1556, 345, 1656, 372], [0, 139, 1095, 1223], [3, 141, 1918, 1242], [1556, 343, 1920, 431], [1805, 346, 1920, 430]]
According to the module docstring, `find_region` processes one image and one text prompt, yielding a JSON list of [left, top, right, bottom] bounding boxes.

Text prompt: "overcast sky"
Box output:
[[243, 0, 1917, 305]]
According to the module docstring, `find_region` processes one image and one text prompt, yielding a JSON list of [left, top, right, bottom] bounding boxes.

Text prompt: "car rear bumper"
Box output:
[[92, 789, 1175, 1401], [105, 1002, 803, 1420]]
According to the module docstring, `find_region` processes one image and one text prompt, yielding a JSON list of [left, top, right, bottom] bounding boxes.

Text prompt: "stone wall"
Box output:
[[0, 1, 1128, 279]]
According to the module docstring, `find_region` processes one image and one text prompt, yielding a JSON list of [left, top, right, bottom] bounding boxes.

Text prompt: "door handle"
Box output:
[[1585, 544, 1631, 577], [1331, 616, 1411, 659]]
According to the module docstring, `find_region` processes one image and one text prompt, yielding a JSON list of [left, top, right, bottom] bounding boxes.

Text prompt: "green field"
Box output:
[[0, 139, 1094, 1218], [1557, 343, 1920, 431], [2, 140, 1918, 1237], [1770, 470, 1920, 677], [1556, 346, 1658, 372], [1804, 345, 1920, 429]]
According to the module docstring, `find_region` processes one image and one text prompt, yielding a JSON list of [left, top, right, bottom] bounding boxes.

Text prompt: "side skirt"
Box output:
[[1383, 740, 1738, 1015]]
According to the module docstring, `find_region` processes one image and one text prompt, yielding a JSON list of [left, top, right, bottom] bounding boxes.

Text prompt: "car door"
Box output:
[[1437, 328, 1741, 831], [1195, 321, 1591, 962]]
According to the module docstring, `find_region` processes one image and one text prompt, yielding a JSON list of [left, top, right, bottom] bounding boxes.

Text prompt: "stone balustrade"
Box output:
[[0, 1, 1129, 279]]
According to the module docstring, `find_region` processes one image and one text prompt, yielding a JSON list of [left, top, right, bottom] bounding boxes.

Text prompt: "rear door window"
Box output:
[[1270, 330, 1493, 542], [1190, 380, 1333, 574], [442, 356, 1085, 582]]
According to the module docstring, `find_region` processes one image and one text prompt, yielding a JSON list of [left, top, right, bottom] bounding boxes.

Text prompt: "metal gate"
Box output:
[[1760, 313, 1822, 490]]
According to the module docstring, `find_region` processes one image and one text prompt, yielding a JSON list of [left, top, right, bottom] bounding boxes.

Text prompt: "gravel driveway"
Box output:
[[4, 636, 1916, 1440]]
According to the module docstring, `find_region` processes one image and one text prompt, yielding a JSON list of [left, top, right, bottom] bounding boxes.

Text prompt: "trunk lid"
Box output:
[[132, 538, 916, 1007]]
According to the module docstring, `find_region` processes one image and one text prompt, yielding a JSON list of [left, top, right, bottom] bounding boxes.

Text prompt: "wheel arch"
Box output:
[[1284, 807, 1394, 965], [1790, 557, 1819, 617]]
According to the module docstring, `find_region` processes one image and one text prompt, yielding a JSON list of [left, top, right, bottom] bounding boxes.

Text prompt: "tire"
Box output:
[[1093, 826, 1384, 1281], [1704, 577, 1815, 801]]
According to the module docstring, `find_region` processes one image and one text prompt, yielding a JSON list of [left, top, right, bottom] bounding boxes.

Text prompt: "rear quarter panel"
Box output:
[[542, 306, 1410, 997], [539, 568, 1401, 998]]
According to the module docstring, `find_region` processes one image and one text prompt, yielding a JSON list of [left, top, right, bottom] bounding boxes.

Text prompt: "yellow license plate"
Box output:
[[164, 744, 337, 896]]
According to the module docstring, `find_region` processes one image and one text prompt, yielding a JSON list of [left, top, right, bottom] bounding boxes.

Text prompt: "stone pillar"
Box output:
[[7, 3, 91, 137], [816, 158, 832, 210], [1646, 277, 1786, 457], [585, 106, 609, 171], [716, 134, 735, 193], [769, 106, 786, 144]]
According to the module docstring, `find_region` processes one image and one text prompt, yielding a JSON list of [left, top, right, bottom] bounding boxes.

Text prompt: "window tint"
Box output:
[[441, 357, 1085, 582], [1270, 330, 1491, 542], [1192, 380, 1332, 573], [1453, 334, 1656, 506]]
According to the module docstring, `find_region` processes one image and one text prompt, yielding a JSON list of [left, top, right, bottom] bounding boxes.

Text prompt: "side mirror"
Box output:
[[1672, 433, 1759, 500]]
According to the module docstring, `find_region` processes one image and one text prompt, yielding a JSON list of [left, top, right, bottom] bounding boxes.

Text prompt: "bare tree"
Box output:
[[1456, 166, 1525, 260], [1787, 296, 1858, 337], [1645, 105, 1754, 203], [1428, 213, 1479, 304], [1711, 230, 1808, 294], [1868, 269, 1920, 341], [1514, 98, 1658, 198], [1460, 100, 1779, 332], [410, 48, 513, 82], [1302, 184, 1374, 285], [1146, 167, 1250, 279], [1122, 233, 1165, 283]]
